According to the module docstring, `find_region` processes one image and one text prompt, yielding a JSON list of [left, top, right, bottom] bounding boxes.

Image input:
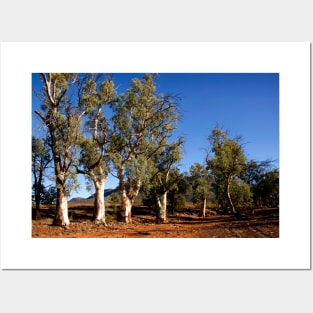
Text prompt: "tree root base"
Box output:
[[94, 219, 108, 227]]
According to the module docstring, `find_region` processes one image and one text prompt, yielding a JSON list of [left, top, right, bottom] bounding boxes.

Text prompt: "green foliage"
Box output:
[[110, 74, 179, 162], [125, 155, 153, 192], [76, 75, 116, 211], [207, 128, 248, 213], [242, 159, 274, 186], [32, 136, 50, 162], [141, 139, 184, 218], [165, 169, 190, 213], [82, 77, 115, 114], [229, 179, 252, 208], [189, 163, 212, 204], [32, 183, 57, 205], [142, 166, 183, 207], [253, 169, 279, 208], [175, 194, 187, 210], [207, 128, 246, 178], [41, 186, 57, 204], [32, 136, 52, 209], [109, 193, 120, 204], [34, 74, 95, 222], [110, 74, 180, 215], [37, 73, 84, 167], [36, 74, 116, 200]]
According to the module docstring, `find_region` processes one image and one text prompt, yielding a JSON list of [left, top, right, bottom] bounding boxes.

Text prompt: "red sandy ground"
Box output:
[[32, 204, 279, 238]]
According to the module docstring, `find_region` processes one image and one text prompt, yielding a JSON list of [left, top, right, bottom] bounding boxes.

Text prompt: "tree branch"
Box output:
[[74, 165, 88, 175], [41, 73, 55, 106], [34, 110, 46, 122]]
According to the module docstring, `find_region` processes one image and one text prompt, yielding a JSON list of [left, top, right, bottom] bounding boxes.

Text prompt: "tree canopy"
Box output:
[[207, 128, 248, 216]]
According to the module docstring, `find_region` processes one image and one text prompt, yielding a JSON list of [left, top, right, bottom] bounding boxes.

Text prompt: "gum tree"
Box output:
[[242, 159, 277, 208], [206, 128, 247, 217], [167, 170, 189, 214], [142, 140, 183, 223], [76, 77, 115, 225], [189, 163, 213, 217], [253, 169, 279, 208], [110, 74, 179, 223], [34, 73, 85, 227], [32, 136, 52, 219]]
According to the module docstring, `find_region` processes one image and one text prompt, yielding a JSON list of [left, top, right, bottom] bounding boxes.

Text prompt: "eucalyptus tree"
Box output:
[[242, 159, 277, 208], [228, 178, 252, 209], [189, 163, 213, 217], [32, 136, 52, 219], [253, 169, 279, 208], [76, 77, 115, 225], [142, 140, 183, 223], [206, 128, 247, 217], [110, 74, 180, 223], [167, 170, 189, 214], [40, 186, 57, 205], [34, 73, 88, 226]]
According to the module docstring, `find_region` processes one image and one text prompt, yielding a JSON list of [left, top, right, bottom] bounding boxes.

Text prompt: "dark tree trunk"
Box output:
[[226, 177, 237, 215], [33, 167, 44, 220]]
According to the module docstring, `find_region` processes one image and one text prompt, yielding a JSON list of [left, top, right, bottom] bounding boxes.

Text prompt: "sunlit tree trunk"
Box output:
[[34, 73, 86, 227], [119, 190, 133, 223], [93, 178, 107, 225], [156, 191, 168, 223], [54, 184, 69, 226], [118, 168, 141, 223], [201, 197, 207, 218], [118, 168, 131, 223], [53, 152, 70, 226]]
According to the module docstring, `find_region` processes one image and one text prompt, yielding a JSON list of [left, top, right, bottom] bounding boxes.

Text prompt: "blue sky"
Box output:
[[32, 73, 279, 199]]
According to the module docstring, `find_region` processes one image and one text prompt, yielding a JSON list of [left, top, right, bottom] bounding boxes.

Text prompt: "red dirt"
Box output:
[[32, 205, 279, 238]]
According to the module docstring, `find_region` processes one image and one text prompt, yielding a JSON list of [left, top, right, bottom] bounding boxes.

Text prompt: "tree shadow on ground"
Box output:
[[68, 206, 94, 221]]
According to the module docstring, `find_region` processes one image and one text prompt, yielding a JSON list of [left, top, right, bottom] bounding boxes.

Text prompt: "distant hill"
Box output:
[[69, 187, 119, 203], [69, 197, 91, 203], [87, 187, 120, 199]]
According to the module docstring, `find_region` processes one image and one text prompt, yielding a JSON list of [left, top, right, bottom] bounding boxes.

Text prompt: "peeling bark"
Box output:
[[117, 168, 141, 223], [120, 191, 133, 224]]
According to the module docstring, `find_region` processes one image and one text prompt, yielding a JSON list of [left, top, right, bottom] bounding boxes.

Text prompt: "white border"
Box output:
[[0, 42, 310, 269]]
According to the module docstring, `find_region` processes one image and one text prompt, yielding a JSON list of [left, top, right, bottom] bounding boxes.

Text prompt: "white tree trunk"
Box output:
[[120, 190, 133, 223], [119, 184, 141, 223], [201, 197, 207, 218], [124, 196, 132, 224], [54, 187, 69, 226], [118, 166, 142, 223], [93, 179, 107, 225], [157, 192, 167, 223]]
